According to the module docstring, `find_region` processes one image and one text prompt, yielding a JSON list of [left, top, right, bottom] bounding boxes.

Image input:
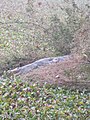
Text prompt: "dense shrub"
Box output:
[[0, 77, 89, 119], [0, 0, 89, 72]]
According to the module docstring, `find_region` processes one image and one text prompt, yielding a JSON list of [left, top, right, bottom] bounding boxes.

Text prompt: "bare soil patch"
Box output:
[[19, 55, 90, 90]]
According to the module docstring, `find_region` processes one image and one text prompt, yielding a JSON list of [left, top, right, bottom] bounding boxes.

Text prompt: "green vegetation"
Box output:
[[0, 0, 90, 119], [0, 0, 89, 73], [0, 78, 90, 120]]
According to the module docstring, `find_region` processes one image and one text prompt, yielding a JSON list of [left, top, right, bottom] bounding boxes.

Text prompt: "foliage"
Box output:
[[0, 77, 90, 119], [0, 0, 89, 71], [43, 0, 87, 56], [47, 15, 73, 55], [0, 1, 90, 119]]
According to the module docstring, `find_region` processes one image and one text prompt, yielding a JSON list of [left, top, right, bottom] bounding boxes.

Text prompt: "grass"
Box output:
[[0, 77, 90, 120]]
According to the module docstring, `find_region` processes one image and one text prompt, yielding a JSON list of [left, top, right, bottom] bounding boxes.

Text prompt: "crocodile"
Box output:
[[7, 55, 72, 75]]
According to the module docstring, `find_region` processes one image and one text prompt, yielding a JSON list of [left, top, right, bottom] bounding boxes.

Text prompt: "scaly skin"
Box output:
[[7, 55, 72, 75]]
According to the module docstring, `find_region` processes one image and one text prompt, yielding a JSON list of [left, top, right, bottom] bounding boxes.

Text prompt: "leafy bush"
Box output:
[[0, 77, 89, 119], [44, 0, 86, 56], [47, 15, 73, 55], [0, 0, 89, 72]]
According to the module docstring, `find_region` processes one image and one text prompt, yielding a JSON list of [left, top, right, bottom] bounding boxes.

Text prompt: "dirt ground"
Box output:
[[19, 55, 90, 90]]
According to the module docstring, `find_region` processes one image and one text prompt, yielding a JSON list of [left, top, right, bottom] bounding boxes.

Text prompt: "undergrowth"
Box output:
[[0, 77, 90, 120]]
